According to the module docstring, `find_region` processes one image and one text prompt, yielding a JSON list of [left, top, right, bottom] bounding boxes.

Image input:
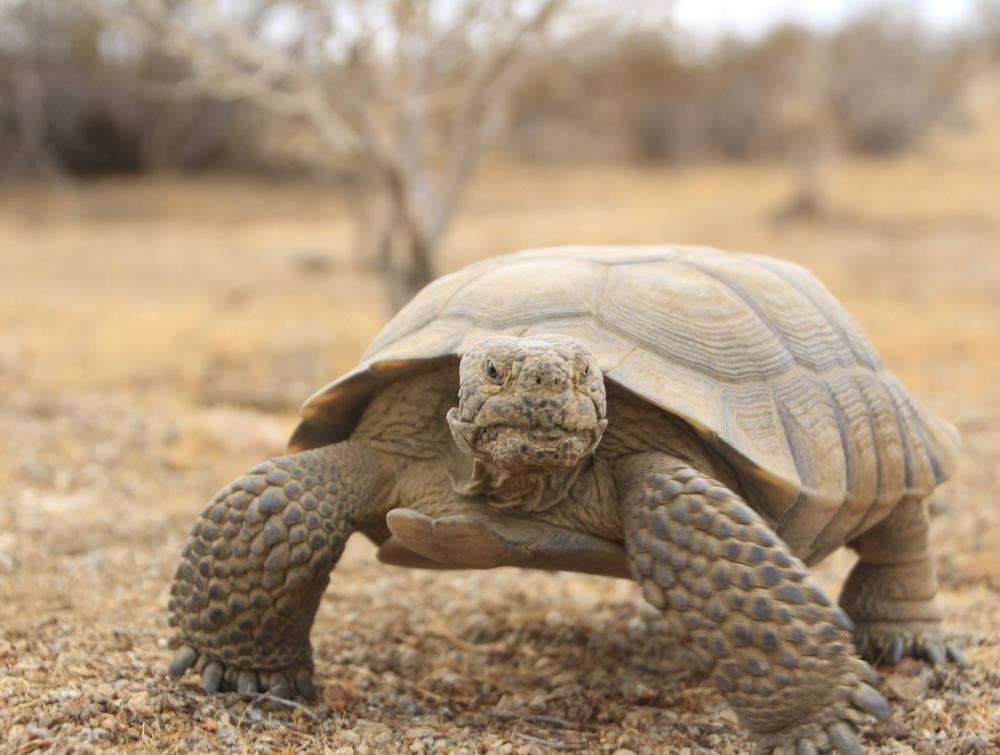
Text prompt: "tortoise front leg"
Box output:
[[616, 453, 890, 755], [167, 441, 391, 698]]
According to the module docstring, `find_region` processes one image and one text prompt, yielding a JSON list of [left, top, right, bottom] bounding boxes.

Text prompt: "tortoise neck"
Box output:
[[454, 458, 588, 513]]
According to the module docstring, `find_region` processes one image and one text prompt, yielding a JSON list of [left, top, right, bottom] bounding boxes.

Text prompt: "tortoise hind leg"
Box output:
[[840, 498, 967, 667]]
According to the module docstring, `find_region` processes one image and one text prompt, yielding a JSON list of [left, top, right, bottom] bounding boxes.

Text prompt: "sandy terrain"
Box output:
[[1, 122, 998, 753]]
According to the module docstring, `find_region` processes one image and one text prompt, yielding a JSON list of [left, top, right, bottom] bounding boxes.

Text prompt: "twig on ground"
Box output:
[[490, 709, 576, 729], [237, 691, 321, 723], [514, 732, 586, 750]]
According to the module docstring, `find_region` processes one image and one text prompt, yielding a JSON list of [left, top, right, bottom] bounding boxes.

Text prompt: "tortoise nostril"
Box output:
[[536, 376, 542, 385]]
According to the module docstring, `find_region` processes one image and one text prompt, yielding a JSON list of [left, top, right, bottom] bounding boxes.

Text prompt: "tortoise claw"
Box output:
[[750, 661, 882, 755], [827, 721, 862, 755], [237, 670, 260, 695], [201, 661, 224, 693], [850, 683, 891, 720], [170, 648, 313, 702], [855, 623, 971, 670], [884, 636, 904, 665], [267, 671, 292, 699], [168, 645, 198, 679], [921, 641, 946, 666], [945, 643, 970, 667], [294, 668, 317, 700], [848, 656, 881, 687], [830, 607, 854, 632]]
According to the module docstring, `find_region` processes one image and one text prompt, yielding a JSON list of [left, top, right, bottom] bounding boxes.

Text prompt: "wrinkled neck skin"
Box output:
[[455, 456, 588, 512], [446, 334, 608, 513]]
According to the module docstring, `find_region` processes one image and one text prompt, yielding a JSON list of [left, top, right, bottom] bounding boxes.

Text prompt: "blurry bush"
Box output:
[[508, 12, 967, 165], [0, 0, 286, 179], [976, 0, 1000, 57], [0, 2, 980, 182], [827, 14, 963, 154], [510, 31, 705, 163]]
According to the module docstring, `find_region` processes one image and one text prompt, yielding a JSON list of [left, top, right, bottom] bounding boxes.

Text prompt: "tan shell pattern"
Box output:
[[291, 246, 959, 561]]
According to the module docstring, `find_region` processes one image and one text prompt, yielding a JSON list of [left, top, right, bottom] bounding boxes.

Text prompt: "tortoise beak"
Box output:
[[446, 408, 478, 457], [447, 407, 606, 470]]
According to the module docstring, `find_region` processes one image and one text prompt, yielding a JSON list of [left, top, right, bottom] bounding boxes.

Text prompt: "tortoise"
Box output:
[[167, 245, 965, 753]]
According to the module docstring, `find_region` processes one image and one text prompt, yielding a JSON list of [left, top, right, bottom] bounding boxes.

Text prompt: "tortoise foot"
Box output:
[[853, 621, 968, 668], [752, 675, 890, 755], [167, 644, 318, 699]]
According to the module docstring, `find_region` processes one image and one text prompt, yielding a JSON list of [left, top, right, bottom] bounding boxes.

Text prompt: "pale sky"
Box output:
[[672, 0, 978, 39]]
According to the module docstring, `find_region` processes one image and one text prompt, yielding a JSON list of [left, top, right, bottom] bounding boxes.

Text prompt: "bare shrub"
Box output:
[[511, 14, 966, 163], [827, 12, 959, 154], [592, 32, 706, 162], [510, 30, 707, 163], [0, 1, 262, 179], [974, 0, 1000, 58], [701, 26, 820, 159], [104, 0, 570, 310]]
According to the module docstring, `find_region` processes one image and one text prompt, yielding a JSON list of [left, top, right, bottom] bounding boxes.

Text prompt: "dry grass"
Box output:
[[1, 118, 999, 753]]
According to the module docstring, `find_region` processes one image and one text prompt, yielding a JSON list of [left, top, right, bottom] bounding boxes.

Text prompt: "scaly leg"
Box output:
[[617, 453, 889, 755], [840, 498, 966, 667], [166, 440, 391, 697]]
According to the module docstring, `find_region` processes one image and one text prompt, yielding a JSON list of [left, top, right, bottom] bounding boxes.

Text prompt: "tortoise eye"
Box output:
[[583, 364, 590, 376], [485, 360, 502, 383]]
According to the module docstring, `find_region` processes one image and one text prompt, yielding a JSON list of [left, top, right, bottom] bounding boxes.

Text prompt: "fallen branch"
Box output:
[[514, 732, 586, 751], [238, 691, 321, 724], [490, 709, 576, 729]]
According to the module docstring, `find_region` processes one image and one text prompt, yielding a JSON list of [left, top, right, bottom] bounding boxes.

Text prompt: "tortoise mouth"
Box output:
[[482, 423, 582, 444], [480, 424, 599, 469], [447, 411, 606, 470]]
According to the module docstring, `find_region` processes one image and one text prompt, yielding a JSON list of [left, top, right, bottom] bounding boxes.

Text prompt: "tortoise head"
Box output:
[[447, 335, 608, 471]]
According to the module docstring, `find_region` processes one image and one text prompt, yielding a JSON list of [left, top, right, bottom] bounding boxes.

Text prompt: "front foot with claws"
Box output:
[[752, 676, 891, 755], [168, 644, 317, 700], [853, 621, 968, 668]]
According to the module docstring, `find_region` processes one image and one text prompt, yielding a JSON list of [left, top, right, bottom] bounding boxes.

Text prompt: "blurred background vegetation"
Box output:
[[4, 1, 996, 174], [4, 0, 1000, 306]]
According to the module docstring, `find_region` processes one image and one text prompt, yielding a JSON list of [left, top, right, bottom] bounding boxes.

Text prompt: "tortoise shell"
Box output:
[[290, 246, 959, 562]]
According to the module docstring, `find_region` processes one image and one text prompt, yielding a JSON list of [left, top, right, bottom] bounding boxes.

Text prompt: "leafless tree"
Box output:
[[100, 0, 566, 310], [1, 0, 266, 180], [767, 29, 838, 221]]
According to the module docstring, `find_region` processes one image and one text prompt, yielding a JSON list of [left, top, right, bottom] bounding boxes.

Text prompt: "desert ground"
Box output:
[[1, 119, 999, 753]]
